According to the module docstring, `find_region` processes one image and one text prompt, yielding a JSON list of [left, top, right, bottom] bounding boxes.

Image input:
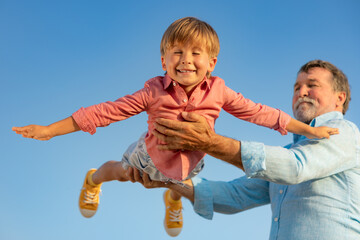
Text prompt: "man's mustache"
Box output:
[[294, 97, 317, 110]]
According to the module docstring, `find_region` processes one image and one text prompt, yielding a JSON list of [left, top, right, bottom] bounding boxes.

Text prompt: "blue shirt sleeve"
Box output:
[[192, 176, 270, 219], [242, 118, 360, 184]]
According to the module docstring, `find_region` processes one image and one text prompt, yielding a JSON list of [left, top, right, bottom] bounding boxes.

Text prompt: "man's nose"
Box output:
[[298, 85, 309, 97]]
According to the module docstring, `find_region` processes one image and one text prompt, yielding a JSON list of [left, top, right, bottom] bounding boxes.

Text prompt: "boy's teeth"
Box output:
[[179, 70, 194, 73]]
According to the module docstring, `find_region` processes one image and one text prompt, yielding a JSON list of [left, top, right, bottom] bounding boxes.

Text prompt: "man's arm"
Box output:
[[125, 167, 270, 220], [153, 112, 244, 170]]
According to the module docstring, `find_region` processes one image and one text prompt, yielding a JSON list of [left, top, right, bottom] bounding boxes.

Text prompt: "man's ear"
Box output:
[[161, 56, 167, 71], [336, 91, 346, 108]]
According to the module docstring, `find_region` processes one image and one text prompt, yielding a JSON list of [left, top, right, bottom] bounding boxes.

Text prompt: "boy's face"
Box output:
[[161, 42, 217, 94]]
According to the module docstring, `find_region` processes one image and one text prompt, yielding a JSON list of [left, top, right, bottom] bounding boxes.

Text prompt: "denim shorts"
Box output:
[[121, 132, 204, 183]]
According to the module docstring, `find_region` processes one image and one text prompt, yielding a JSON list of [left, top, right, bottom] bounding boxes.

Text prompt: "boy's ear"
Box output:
[[161, 56, 167, 71], [208, 57, 217, 72]]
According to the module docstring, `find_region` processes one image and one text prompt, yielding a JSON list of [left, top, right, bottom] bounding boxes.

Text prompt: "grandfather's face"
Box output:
[[292, 67, 340, 124]]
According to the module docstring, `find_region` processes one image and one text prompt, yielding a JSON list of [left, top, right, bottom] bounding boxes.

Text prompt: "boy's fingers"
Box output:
[[12, 126, 24, 133], [328, 128, 339, 135], [13, 126, 32, 133]]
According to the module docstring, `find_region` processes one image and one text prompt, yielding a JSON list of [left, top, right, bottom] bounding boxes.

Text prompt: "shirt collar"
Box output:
[[162, 74, 211, 90], [293, 111, 343, 143]]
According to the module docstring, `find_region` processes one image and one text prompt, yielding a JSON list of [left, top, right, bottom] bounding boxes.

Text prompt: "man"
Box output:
[[127, 60, 360, 239]]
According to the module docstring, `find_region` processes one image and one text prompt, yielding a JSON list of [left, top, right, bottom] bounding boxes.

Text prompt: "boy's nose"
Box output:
[[180, 53, 192, 64]]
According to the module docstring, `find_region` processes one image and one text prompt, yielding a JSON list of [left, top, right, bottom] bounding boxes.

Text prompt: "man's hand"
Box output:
[[125, 167, 195, 202], [153, 111, 244, 170], [153, 112, 214, 152], [126, 167, 168, 189]]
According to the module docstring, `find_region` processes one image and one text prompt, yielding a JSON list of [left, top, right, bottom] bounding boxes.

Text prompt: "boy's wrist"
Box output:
[[45, 125, 57, 138]]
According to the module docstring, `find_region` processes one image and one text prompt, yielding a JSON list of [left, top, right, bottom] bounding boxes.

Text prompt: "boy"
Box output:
[[12, 17, 338, 237]]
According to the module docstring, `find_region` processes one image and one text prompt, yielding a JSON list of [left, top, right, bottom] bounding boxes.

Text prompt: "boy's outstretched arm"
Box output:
[[12, 116, 80, 141], [286, 118, 339, 139]]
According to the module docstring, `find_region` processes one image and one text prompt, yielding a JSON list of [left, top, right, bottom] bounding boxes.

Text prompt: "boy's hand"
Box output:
[[12, 125, 53, 141], [306, 126, 339, 139]]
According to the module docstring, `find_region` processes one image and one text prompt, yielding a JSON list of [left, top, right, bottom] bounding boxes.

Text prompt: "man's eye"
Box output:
[[193, 52, 200, 55]]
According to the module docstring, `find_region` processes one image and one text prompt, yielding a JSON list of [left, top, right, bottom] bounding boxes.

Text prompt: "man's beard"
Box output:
[[293, 97, 318, 124]]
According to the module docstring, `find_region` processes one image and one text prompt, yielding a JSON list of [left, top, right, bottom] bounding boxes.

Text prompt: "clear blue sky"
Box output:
[[2, 0, 359, 239]]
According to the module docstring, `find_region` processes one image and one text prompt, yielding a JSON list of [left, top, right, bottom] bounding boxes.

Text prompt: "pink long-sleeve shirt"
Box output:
[[72, 74, 291, 181]]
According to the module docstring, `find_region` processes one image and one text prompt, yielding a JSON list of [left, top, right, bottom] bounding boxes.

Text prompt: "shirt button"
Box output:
[[183, 99, 187, 103], [274, 217, 278, 222], [173, 82, 176, 86], [279, 190, 283, 194]]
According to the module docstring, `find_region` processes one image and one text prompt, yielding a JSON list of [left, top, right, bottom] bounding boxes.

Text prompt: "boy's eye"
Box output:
[[174, 51, 182, 54], [193, 52, 200, 55]]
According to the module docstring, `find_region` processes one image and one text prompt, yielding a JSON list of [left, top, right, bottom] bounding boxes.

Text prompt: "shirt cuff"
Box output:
[[72, 107, 97, 135], [241, 141, 266, 178], [192, 177, 214, 220], [277, 110, 291, 135]]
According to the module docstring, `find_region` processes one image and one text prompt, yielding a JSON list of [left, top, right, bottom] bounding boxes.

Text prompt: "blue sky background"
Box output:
[[2, 0, 359, 239]]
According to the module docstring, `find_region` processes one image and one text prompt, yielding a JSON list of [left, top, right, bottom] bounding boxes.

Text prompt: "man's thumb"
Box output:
[[181, 112, 201, 122]]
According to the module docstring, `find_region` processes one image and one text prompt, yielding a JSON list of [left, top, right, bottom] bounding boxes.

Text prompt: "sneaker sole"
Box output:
[[80, 208, 97, 218]]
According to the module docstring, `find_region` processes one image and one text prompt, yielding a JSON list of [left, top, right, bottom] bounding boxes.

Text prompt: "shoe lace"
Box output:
[[168, 208, 182, 222], [82, 188, 101, 204]]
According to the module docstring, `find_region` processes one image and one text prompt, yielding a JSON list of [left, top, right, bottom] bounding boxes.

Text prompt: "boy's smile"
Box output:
[[161, 43, 217, 94]]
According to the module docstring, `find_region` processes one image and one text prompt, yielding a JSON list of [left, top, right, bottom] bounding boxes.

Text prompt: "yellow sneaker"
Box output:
[[163, 189, 183, 237], [79, 169, 102, 218]]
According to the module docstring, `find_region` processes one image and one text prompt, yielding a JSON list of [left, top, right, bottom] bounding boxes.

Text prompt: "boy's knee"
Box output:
[[104, 160, 128, 181], [103, 160, 119, 168]]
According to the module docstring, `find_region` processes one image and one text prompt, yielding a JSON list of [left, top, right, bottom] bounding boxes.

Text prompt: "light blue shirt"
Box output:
[[193, 111, 360, 240]]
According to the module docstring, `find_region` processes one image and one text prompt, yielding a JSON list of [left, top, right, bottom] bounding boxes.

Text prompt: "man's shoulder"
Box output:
[[324, 116, 358, 132], [323, 117, 360, 145]]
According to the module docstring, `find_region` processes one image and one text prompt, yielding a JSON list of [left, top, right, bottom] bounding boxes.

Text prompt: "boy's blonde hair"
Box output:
[[160, 17, 220, 59]]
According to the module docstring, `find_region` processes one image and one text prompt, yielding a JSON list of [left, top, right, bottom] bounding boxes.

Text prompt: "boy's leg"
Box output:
[[92, 160, 129, 184], [79, 161, 129, 218], [163, 187, 184, 237]]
